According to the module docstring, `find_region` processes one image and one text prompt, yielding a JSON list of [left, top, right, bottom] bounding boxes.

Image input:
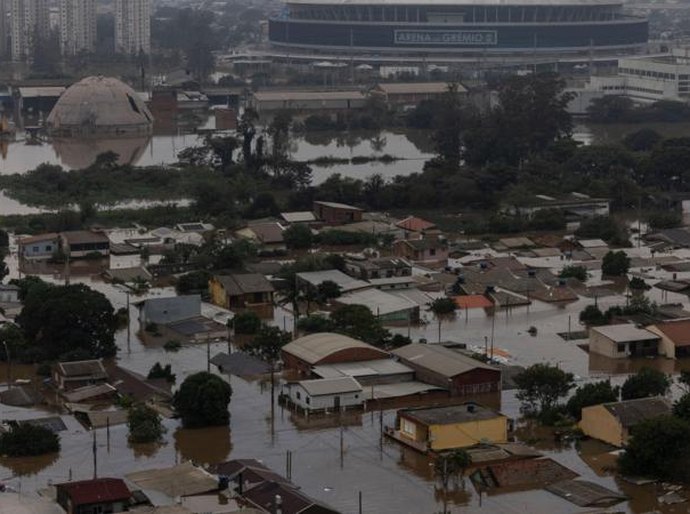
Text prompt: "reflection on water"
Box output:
[[52, 137, 150, 169], [0, 452, 59, 477], [130, 441, 166, 460], [173, 425, 232, 465]]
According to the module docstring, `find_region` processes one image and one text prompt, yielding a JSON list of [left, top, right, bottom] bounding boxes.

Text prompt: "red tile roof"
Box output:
[[57, 478, 131, 506], [453, 295, 494, 310], [651, 319, 690, 347], [396, 216, 436, 232]]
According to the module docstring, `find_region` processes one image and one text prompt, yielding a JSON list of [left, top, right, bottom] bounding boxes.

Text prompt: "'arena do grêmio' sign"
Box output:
[[394, 30, 498, 46]]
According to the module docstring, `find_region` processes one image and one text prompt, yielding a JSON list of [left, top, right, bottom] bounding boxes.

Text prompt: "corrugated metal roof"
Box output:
[[298, 376, 362, 396], [602, 397, 672, 428], [125, 462, 218, 498], [312, 358, 413, 379], [56, 478, 130, 506], [57, 359, 107, 378], [337, 288, 417, 316], [378, 82, 466, 95], [590, 324, 659, 343], [296, 269, 370, 292], [401, 403, 504, 426], [282, 332, 387, 365], [393, 343, 498, 377], [280, 211, 317, 223], [253, 90, 365, 102], [214, 273, 275, 296]]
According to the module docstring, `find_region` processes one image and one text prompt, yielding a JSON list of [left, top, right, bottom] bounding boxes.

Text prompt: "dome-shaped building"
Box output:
[[47, 76, 153, 137]]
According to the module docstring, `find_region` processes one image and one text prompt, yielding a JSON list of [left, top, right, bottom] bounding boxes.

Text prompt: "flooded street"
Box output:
[[2, 238, 690, 513]]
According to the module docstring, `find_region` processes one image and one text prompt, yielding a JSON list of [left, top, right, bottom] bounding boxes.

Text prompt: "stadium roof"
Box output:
[[286, 0, 619, 6]]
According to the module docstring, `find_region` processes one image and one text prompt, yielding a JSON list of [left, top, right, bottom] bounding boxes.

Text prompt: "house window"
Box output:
[[46, 245, 52, 252], [32, 246, 39, 252], [296, 391, 301, 400], [617, 343, 626, 353], [354, 394, 359, 399], [430, 248, 436, 256], [401, 418, 416, 437], [306, 397, 311, 404]]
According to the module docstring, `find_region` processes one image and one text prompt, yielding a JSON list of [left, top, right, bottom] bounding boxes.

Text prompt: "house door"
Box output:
[[334, 396, 341, 410]]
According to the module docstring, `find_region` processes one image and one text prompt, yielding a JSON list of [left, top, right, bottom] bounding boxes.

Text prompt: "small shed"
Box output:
[[588, 324, 660, 359], [579, 396, 672, 447], [282, 376, 363, 412], [313, 200, 363, 225]]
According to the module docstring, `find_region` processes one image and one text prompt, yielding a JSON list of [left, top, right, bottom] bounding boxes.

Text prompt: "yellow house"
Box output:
[[393, 403, 508, 452], [209, 273, 275, 318], [579, 396, 672, 447]]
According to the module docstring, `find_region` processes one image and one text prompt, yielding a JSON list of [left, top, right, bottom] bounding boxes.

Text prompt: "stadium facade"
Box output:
[[268, 0, 648, 58]]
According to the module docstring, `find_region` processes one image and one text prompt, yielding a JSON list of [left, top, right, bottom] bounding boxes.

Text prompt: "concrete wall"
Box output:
[[285, 383, 363, 412], [580, 404, 626, 447], [647, 325, 676, 359], [589, 331, 625, 359], [428, 416, 508, 450]]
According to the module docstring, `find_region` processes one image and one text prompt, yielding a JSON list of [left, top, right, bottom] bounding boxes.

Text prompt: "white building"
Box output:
[[114, 0, 150, 55], [10, 0, 49, 62], [0, 0, 9, 59], [282, 377, 364, 412], [58, 0, 95, 55]]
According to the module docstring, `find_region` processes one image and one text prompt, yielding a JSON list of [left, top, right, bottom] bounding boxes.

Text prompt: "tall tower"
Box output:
[[114, 0, 150, 55], [59, 0, 96, 56], [0, 0, 9, 60], [10, 0, 49, 62]]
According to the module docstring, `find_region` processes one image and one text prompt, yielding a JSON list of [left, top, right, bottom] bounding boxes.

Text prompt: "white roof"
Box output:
[[591, 324, 659, 343], [18, 86, 66, 97], [337, 288, 418, 316], [313, 358, 413, 379], [393, 343, 498, 377], [579, 238, 608, 248], [298, 376, 363, 396], [287, 0, 617, 5], [282, 332, 388, 365], [366, 381, 443, 400], [296, 269, 370, 292], [281, 211, 317, 223]]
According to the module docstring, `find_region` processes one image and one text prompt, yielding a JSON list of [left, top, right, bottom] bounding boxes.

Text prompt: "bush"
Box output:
[[232, 311, 262, 335], [283, 224, 314, 249], [579, 305, 607, 326], [647, 211, 682, 230], [566, 380, 620, 420], [147, 362, 176, 384], [575, 216, 629, 246], [176, 270, 212, 296], [297, 314, 335, 334], [128, 404, 166, 444], [529, 208, 567, 231], [163, 340, 181, 352], [0, 422, 60, 456], [316, 230, 378, 246]]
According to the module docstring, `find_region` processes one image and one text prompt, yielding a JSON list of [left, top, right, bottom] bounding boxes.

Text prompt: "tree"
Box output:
[[232, 311, 262, 335], [575, 216, 629, 246], [621, 367, 670, 400], [559, 265, 588, 282], [566, 380, 620, 420], [283, 224, 314, 249], [296, 314, 335, 334], [427, 297, 456, 343], [316, 280, 342, 303], [679, 370, 690, 392], [174, 372, 232, 428], [623, 129, 663, 152], [602, 251, 631, 277], [628, 277, 649, 291], [514, 363, 574, 420], [16, 281, 118, 361], [0, 422, 60, 457], [432, 83, 465, 169], [147, 362, 176, 384], [175, 270, 212, 295], [434, 449, 471, 490], [618, 416, 690, 481], [128, 404, 166, 444], [674, 393, 690, 422], [330, 304, 391, 347], [245, 325, 292, 364]]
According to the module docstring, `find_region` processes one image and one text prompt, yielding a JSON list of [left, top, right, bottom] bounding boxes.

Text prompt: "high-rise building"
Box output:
[[114, 0, 150, 55], [0, 0, 9, 60], [10, 0, 49, 62], [59, 0, 96, 56]]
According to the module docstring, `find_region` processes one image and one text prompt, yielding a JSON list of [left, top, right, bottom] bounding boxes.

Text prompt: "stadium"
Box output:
[[268, 0, 648, 59]]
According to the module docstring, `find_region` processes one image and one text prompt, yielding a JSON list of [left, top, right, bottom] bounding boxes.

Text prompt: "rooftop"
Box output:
[[242, 222, 285, 244], [396, 216, 437, 232], [253, 90, 365, 102], [56, 478, 130, 506], [590, 324, 659, 343], [282, 332, 388, 365], [393, 344, 498, 378], [56, 359, 107, 378], [214, 273, 275, 296], [377, 82, 466, 95], [401, 402, 505, 426], [602, 397, 672, 428], [296, 269, 370, 292], [19, 233, 59, 245], [280, 211, 317, 223], [336, 288, 418, 315], [125, 462, 218, 498], [61, 230, 110, 245], [314, 200, 363, 211], [287, 0, 619, 5], [649, 319, 690, 347], [297, 376, 363, 396], [312, 358, 413, 379]]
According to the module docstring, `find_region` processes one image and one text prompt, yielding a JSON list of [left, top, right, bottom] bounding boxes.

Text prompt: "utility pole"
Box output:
[[206, 334, 211, 373], [92, 430, 97, 479], [3, 342, 10, 391], [126, 291, 131, 354]]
